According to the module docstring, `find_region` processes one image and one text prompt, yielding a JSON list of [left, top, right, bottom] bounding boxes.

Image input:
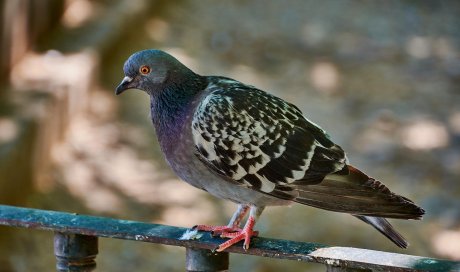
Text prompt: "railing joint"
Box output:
[[54, 232, 98, 272], [186, 247, 229, 272]]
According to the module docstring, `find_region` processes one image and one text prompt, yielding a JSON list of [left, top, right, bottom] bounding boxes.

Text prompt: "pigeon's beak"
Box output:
[[115, 76, 134, 95]]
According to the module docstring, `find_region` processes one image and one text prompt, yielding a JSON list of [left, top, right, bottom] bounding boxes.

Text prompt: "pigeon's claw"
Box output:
[[220, 230, 259, 239], [193, 225, 242, 236], [212, 227, 243, 237], [216, 216, 257, 252]]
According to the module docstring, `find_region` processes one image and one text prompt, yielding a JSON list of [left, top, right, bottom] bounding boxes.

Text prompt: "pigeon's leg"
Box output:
[[216, 206, 264, 252], [227, 204, 250, 228], [193, 204, 249, 235]]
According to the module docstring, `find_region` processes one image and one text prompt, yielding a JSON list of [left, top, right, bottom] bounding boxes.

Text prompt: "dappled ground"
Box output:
[[1, 1, 460, 271]]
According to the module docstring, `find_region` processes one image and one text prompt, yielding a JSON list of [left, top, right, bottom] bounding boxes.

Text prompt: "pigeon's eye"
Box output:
[[139, 65, 151, 75]]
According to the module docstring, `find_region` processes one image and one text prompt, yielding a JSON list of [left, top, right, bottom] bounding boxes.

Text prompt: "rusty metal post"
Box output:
[[186, 247, 229, 272], [54, 232, 98, 272]]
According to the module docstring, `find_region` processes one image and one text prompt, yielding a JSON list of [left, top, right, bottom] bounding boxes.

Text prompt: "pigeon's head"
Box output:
[[115, 49, 195, 95]]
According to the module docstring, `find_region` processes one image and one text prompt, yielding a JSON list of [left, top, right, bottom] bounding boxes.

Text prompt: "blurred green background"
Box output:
[[1, 0, 460, 271]]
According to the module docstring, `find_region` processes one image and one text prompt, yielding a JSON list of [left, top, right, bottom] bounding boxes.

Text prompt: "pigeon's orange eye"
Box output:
[[140, 65, 151, 75]]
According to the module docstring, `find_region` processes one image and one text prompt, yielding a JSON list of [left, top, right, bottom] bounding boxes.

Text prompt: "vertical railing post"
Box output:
[[186, 247, 229, 272], [54, 232, 98, 272]]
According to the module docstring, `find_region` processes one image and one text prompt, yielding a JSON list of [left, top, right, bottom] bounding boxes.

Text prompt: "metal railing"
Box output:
[[0, 205, 459, 272]]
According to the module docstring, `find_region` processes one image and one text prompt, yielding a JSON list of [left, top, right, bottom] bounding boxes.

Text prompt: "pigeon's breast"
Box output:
[[158, 95, 289, 206]]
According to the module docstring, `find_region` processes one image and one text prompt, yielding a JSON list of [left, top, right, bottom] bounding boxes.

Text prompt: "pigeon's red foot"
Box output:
[[193, 224, 242, 236], [215, 216, 258, 252]]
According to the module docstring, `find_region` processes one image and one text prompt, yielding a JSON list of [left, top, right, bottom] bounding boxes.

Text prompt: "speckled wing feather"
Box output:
[[192, 77, 425, 220], [192, 77, 347, 198]]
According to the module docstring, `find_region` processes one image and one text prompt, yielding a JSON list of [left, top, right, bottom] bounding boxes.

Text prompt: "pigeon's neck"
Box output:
[[150, 76, 206, 136]]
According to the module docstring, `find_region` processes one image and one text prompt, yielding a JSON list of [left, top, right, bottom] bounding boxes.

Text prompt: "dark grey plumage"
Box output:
[[116, 49, 424, 250]]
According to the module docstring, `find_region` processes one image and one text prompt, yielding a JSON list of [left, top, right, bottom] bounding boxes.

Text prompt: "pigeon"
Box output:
[[115, 49, 424, 252]]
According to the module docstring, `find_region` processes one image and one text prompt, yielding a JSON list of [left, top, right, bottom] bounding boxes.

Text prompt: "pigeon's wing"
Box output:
[[192, 78, 346, 197], [192, 78, 424, 220], [295, 165, 424, 219]]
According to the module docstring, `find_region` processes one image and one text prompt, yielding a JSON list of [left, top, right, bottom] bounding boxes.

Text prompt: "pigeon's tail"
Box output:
[[354, 215, 408, 248], [293, 165, 425, 220]]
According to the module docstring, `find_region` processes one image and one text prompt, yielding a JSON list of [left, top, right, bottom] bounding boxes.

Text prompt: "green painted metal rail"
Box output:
[[0, 205, 459, 271]]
